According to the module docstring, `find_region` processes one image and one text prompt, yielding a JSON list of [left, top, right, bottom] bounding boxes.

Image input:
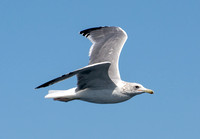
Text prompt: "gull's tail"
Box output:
[[45, 88, 77, 102]]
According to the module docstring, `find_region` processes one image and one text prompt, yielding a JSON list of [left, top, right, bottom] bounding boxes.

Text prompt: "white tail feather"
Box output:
[[45, 88, 76, 99]]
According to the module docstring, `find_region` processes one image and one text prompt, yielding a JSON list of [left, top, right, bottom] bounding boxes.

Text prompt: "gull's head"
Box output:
[[124, 83, 154, 95]]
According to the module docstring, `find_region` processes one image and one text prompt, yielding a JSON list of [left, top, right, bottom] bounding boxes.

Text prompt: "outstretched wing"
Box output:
[[36, 26, 127, 89], [80, 26, 127, 83], [35, 62, 116, 89]]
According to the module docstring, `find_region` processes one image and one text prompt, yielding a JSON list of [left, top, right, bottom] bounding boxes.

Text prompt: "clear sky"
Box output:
[[1, 0, 200, 139]]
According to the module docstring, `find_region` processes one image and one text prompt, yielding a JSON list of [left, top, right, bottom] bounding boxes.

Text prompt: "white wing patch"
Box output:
[[88, 35, 95, 57], [89, 44, 94, 56]]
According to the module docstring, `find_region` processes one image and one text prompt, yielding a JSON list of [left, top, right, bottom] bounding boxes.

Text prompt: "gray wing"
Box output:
[[80, 26, 127, 83], [76, 62, 116, 90], [35, 62, 116, 89]]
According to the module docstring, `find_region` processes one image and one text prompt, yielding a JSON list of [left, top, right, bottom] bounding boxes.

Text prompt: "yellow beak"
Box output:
[[144, 89, 154, 94], [138, 89, 154, 94]]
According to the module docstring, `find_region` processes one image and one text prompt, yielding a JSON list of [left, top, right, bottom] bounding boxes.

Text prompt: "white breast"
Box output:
[[76, 87, 131, 104]]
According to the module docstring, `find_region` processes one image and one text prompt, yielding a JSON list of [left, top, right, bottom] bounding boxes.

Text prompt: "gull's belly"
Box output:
[[76, 88, 131, 104]]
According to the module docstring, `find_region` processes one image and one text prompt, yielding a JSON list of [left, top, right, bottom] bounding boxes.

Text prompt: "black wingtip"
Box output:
[[35, 82, 50, 89], [35, 83, 49, 89], [35, 85, 43, 89], [80, 26, 109, 37], [35, 77, 59, 89]]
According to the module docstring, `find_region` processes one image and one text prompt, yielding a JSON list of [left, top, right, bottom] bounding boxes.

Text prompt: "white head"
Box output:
[[123, 82, 154, 96]]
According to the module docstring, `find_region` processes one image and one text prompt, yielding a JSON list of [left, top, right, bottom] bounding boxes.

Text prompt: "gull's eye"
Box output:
[[135, 86, 140, 89]]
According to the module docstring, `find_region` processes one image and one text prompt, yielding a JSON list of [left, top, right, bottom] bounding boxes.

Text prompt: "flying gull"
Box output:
[[36, 26, 153, 104]]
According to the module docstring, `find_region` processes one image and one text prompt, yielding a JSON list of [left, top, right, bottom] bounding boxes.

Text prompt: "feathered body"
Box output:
[[36, 26, 153, 104]]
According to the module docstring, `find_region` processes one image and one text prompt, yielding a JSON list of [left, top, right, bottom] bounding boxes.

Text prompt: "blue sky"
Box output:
[[1, 0, 200, 138]]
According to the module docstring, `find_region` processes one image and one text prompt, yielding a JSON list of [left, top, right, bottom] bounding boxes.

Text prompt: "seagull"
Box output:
[[35, 26, 153, 104]]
